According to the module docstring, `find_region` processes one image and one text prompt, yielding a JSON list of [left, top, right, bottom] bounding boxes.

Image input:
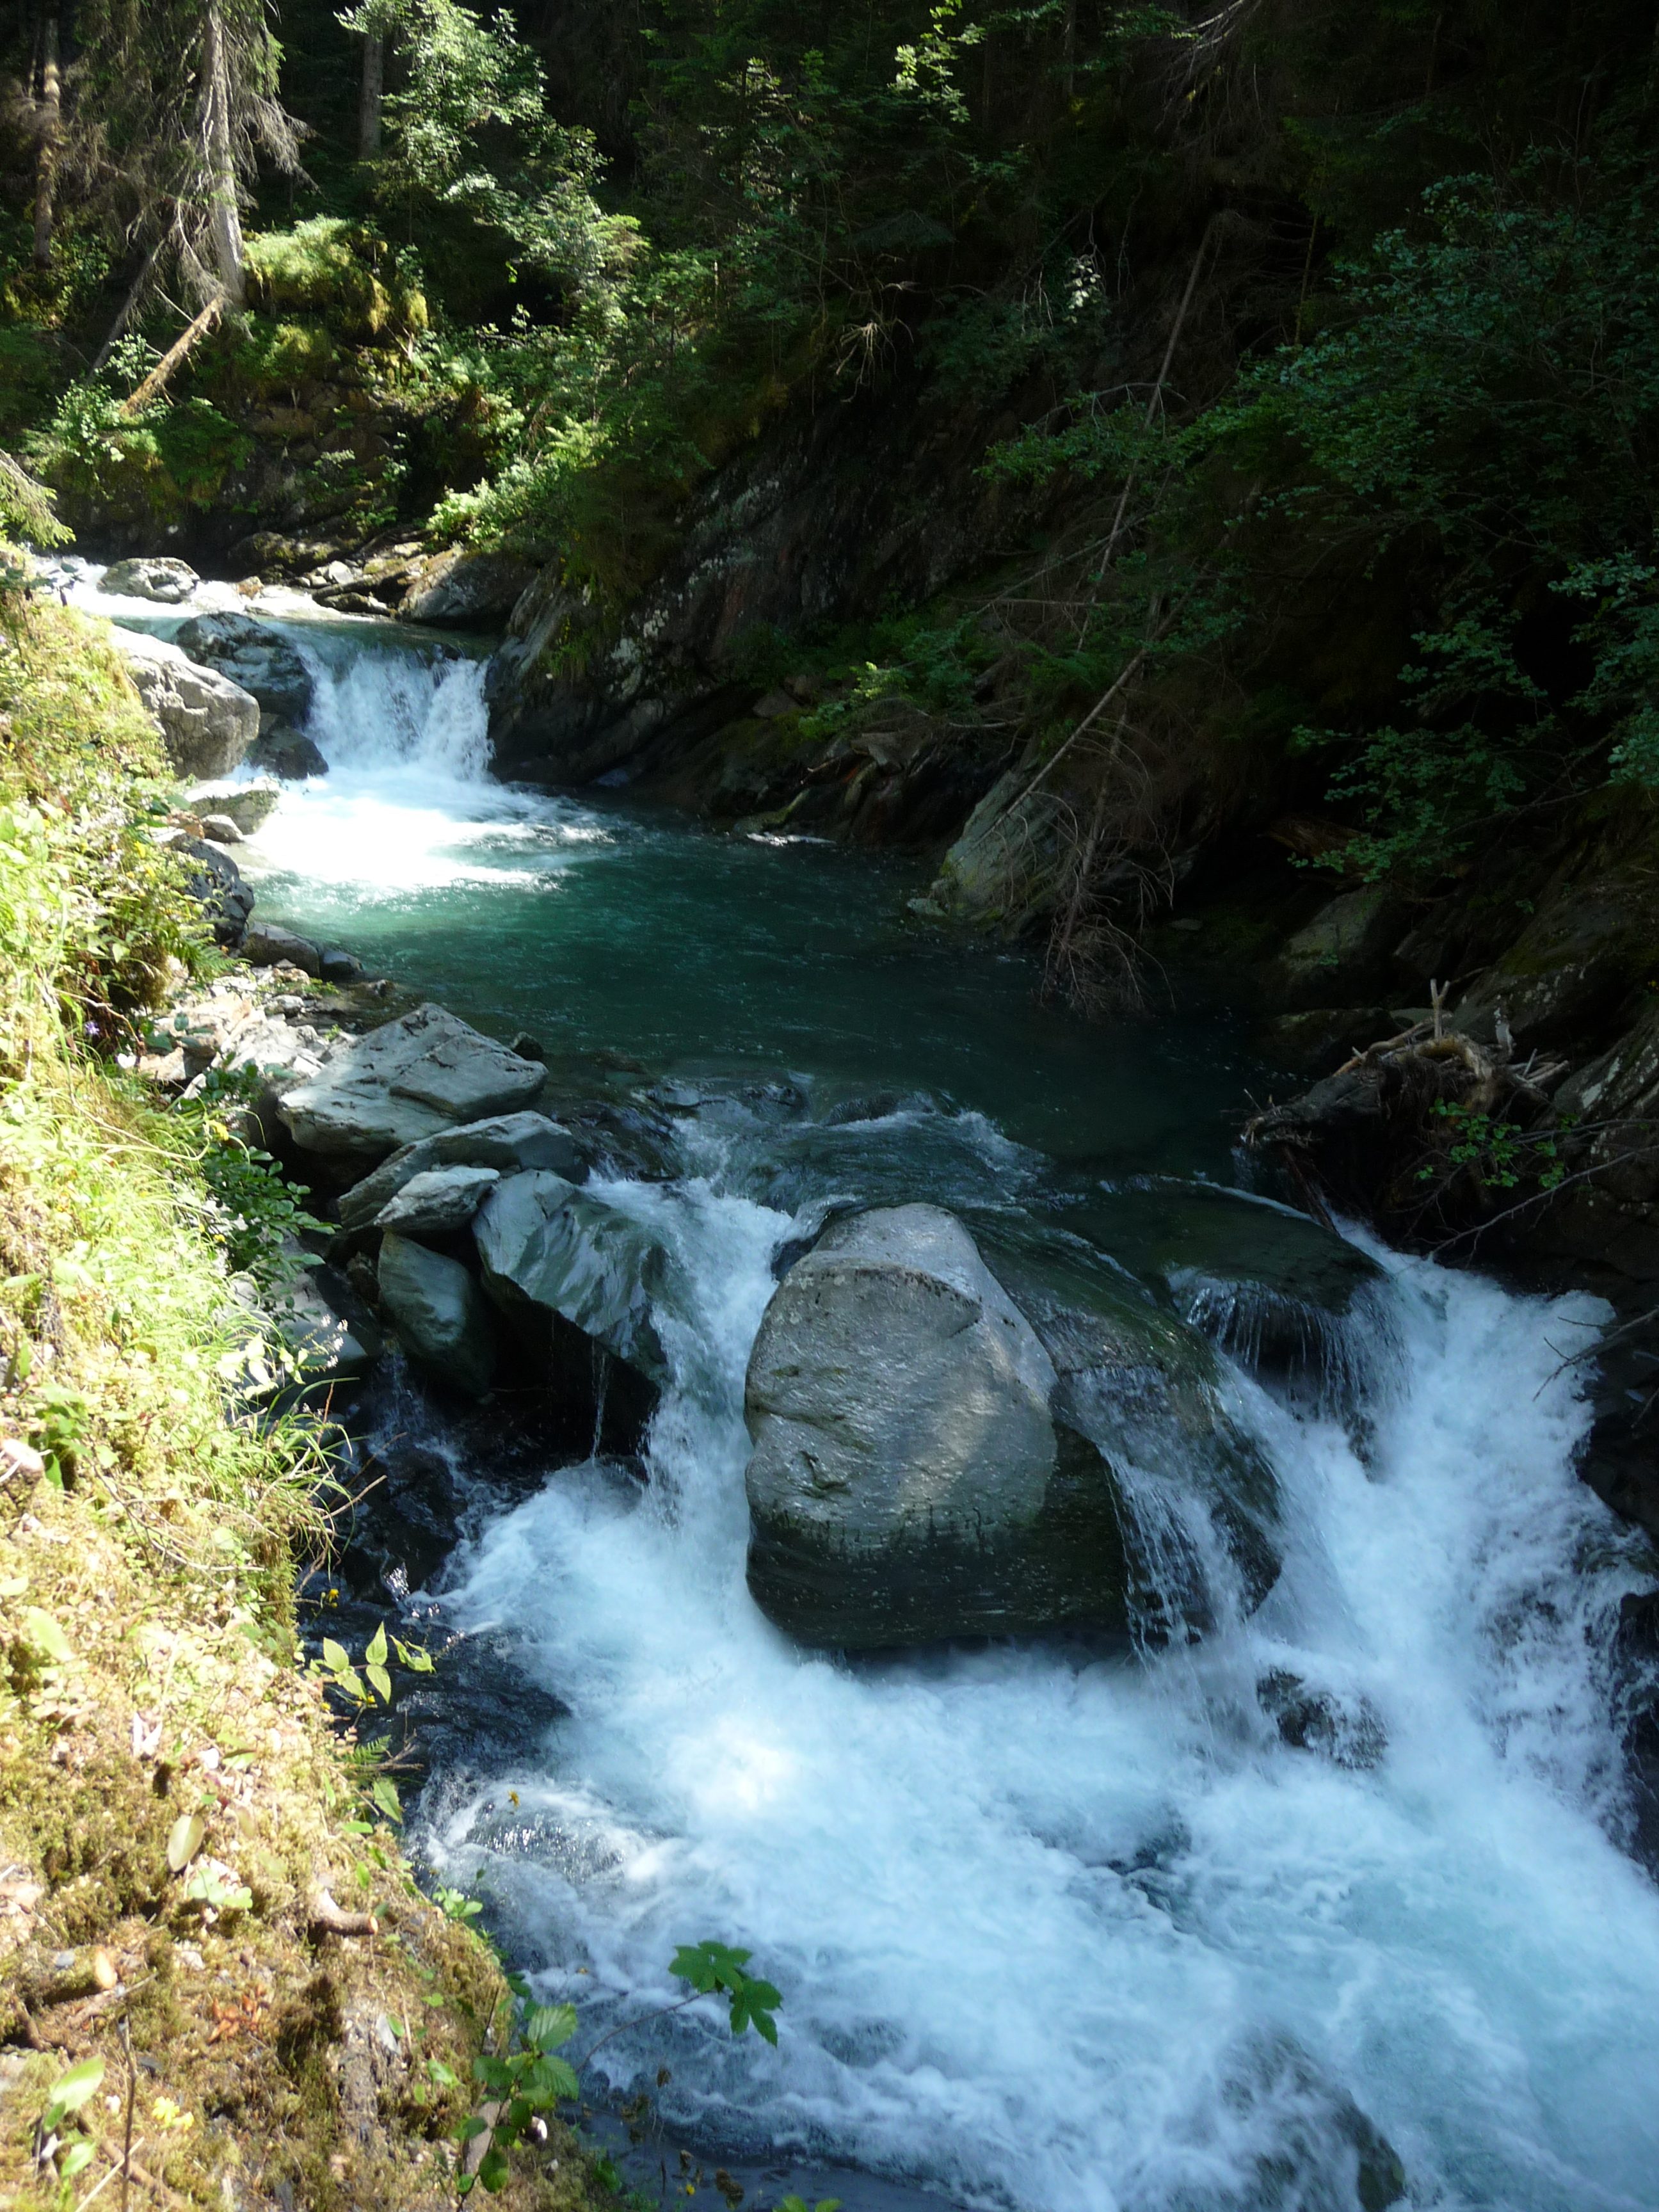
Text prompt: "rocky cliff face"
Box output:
[[485, 380, 1047, 792]]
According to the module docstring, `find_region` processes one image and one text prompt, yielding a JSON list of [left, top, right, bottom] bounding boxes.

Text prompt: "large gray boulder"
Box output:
[[278, 1004, 547, 1163], [111, 629, 259, 778], [1270, 887, 1406, 1011], [375, 1164, 500, 1237], [473, 1169, 668, 1382], [377, 1233, 495, 1398], [101, 556, 198, 604], [175, 611, 314, 724], [335, 1110, 587, 1230], [744, 1205, 1130, 1649]]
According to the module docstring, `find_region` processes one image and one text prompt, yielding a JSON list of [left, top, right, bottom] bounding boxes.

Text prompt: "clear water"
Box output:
[[72, 569, 1659, 2212]]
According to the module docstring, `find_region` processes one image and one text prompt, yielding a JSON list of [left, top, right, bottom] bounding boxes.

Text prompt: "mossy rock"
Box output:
[[245, 219, 427, 345]]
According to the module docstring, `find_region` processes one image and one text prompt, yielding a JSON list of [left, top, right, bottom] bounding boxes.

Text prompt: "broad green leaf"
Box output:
[[371, 1776, 403, 1823], [477, 2146, 510, 2192], [426, 2059, 458, 2087], [321, 1638, 351, 1674], [21, 1607, 73, 1662], [58, 2141, 94, 2181], [523, 2001, 577, 2051], [366, 1663, 392, 1703], [365, 1623, 388, 1667], [166, 1813, 205, 1871], [47, 2057, 106, 2115]]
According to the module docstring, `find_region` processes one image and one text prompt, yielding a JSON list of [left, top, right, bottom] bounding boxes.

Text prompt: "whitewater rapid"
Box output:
[[68, 565, 1659, 2211]]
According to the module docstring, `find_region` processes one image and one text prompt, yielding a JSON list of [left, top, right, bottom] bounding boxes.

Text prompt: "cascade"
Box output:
[[65, 565, 1659, 2212]]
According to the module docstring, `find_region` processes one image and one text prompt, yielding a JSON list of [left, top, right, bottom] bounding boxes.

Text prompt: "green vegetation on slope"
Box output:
[[0, 591, 630, 2210]]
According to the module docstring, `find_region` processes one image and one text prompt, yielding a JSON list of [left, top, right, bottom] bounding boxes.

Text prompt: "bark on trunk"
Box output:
[[32, 12, 60, 271], [358, 31, 384, 157], [201, 7, 246, 307]]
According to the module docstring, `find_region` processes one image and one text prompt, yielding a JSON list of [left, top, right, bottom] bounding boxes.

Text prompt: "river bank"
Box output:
[[45, 561, 1659, 2212]]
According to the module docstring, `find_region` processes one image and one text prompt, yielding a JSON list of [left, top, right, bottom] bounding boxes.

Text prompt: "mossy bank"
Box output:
[[0, 598, 622, 2212]]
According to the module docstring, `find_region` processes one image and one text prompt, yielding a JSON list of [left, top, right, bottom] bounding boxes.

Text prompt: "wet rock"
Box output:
[[376, 1233, 495, 1398], [473, 1170, 668, 1383], [399, 548, 534, 627], [1258, 1671, 1387, 1768], [250, 717, 329, 780], [184, 778, 282, 835], [1062, 1183, 1391, 1411], [244, 921, 322, 976], [374, 1164, 501, 1237], [983, 1221, 1285, 1629], [102, 555, 198, 603], [744, 1203, 1129, 1650], [109, 629, 259, 778], [1270, 887, 1407, 1011], [335, 1110, 587, 1231], [170, 835, 254, 945], [199, 813, 244, 844], [280, 1003, 547, 1163], [319, 947, 366, 986], [174, 610, 314, 724]]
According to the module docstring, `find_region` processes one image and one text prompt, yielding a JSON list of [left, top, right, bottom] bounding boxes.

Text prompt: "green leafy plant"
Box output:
[[456, 2000, 581, 2195], [33, 2055, 105, 2185], [27, 1383, 90, 1487]]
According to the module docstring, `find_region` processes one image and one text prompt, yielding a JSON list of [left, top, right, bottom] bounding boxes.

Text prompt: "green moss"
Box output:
[[246, 219, 428, 344]]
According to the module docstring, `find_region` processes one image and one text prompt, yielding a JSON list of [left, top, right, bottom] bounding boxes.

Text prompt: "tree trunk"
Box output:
[[358, 31, 384, 157], [201, 6, 246, 307], [32, 11, 60, 271]]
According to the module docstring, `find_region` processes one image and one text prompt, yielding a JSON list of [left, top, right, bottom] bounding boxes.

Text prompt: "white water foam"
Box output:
[[419, 1181, 1659, 2212]]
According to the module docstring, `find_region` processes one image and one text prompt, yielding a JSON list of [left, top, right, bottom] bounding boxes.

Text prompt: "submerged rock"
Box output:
[[102, 555, 198, 603], [744, 1204, 1128, 1649], [280, 1003, 547, 1162], [377, 1232, 495, 1398], [175, 611, 313, 724], [1059, 1183, 1392, 1413], [110, 629, 259, 778], [335, 1110, 587, 1230]]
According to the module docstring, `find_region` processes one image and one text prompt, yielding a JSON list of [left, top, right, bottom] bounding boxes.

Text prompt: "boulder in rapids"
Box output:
[[743, 1203, 1132, 1649], [279, 1003, 547, 1162], [101, 556, 198, 604], [110, 630, 259, 778], [174, 611, 313, 724], [375, 1164, 501, 1237], [473, 1169, 668, 1384], [251, 718, 328, 780], [185, 780, 281, 836], [335, 1110, 588, 1230], [378, 1232, 495, 1398]]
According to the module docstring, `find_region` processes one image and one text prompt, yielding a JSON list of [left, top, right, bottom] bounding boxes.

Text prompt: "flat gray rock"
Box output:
[[186, 778, 282, 835], [280, 1004, 546, 1163], [375, 1164, 501, 1237], [243, 920, 321, 975], [377, 1233, 494, 1398], [336, 1110, 588, 1230]]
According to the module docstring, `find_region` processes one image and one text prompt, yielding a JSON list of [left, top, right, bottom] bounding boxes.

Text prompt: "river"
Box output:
[[69, 570, 1659, 2212]]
